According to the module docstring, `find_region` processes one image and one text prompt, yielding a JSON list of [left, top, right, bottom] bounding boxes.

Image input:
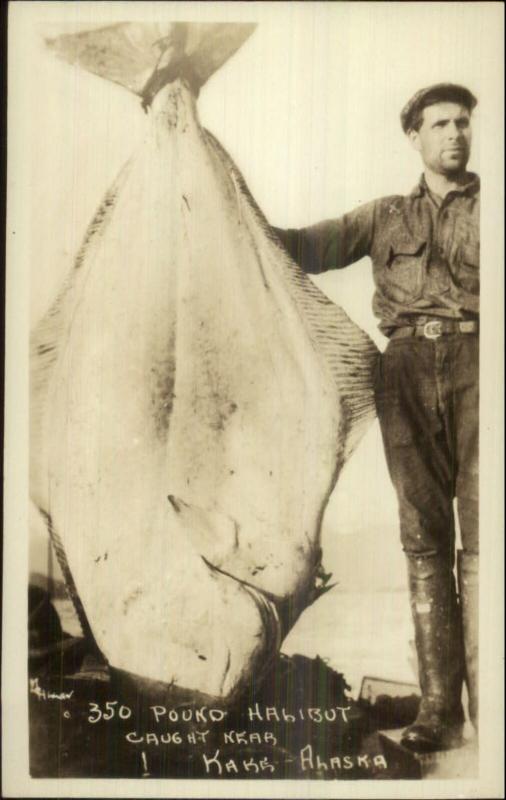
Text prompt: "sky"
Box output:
[[17, 1, 503, 591]]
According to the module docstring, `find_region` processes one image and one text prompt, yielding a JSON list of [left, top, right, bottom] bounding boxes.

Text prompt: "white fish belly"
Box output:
[[31, 82, 371, 697]]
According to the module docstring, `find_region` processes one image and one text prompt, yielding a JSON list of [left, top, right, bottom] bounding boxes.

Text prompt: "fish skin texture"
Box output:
[[31, 33, 378, 700]]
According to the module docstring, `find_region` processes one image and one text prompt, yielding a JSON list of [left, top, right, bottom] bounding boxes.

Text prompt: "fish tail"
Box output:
[[45, 22, 256, 106]]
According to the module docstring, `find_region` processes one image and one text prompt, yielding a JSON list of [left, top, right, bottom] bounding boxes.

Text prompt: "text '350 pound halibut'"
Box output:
[[30, 22, 379, 702]]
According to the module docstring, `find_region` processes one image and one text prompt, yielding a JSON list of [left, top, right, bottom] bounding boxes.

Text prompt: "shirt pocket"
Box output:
[[378, 236, 427, 303], [456, 240, 480, 294]]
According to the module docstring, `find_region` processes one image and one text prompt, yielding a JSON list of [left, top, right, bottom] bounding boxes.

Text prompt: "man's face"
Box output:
[[409, 102, 472, 175]]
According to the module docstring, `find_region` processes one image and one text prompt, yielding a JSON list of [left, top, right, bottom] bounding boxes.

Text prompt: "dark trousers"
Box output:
[[374, 334, 479, 561]]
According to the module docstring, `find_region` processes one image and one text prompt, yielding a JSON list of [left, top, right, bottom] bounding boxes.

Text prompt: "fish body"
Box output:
[[31, 24, 378, 700]]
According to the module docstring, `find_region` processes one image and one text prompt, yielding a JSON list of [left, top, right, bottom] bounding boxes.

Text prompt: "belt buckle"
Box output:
[[423, 321, 443, 339]]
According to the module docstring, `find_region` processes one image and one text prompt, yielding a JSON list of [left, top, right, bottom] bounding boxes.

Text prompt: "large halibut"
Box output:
[[31, 22, 379, 701]]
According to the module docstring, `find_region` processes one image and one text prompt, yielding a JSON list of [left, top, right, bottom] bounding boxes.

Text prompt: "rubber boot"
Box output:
[[401, 554, 465, 752], [457, 551, 479, 732]]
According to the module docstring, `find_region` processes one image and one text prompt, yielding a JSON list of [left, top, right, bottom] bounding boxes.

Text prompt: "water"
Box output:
[[54, 587, 415, 700]]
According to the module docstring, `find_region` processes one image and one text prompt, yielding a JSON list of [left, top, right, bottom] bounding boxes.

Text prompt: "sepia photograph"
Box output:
[[2, 1, 504, 797]]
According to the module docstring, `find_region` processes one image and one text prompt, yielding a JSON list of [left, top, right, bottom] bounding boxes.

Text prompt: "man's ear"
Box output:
[[408, 129, 422, 153]]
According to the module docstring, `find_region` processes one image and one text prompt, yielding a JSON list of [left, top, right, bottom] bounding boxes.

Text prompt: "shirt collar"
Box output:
[[410, 172, 480, 199]]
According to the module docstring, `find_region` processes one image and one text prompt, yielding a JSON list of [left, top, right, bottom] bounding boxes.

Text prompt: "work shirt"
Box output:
[[274, 173, 480, 337]]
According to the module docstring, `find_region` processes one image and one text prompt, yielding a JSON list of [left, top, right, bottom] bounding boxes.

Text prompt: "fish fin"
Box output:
[[204, 129, 380, 461], [311, 582, 338, 603], [167, 494, 240, 563], [30, 159, 131, 511], [45, 22, 256, 102]]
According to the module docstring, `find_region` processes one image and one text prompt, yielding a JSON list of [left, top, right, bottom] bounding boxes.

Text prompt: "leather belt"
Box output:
[[390, 320, 479, 340]]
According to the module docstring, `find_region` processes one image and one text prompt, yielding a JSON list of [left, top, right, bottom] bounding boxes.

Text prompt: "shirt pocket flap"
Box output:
[[387, 238, 426, 265]]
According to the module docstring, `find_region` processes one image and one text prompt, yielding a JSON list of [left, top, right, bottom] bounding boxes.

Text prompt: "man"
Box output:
[[273, 83, 479, 753]]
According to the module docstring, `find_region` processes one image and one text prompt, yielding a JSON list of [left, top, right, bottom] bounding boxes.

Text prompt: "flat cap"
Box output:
[[400, 83, 478, 133]]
